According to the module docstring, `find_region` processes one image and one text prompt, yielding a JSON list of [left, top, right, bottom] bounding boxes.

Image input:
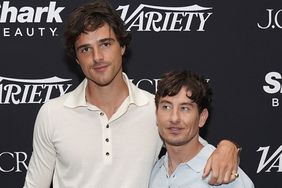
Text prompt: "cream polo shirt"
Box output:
[[24, 73, 163, 188]]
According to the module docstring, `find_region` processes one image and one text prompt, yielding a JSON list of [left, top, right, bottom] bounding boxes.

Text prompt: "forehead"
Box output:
[[75, 23, 116, 44]]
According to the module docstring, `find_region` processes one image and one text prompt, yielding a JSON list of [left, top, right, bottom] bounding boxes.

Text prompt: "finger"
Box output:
[[228, 165, 239, 183], [208, 175, 218, 185], [229, 170, 239, 182], [214, 166, 225, 185], [223, 168, 233, 183], [203, 157, 212, 178], [208, 167, 219, 185]]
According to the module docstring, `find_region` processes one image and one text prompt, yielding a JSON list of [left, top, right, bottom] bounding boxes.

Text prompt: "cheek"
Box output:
[[77, 56, 92, 67], [112, 54, 123, 66], [184, 120, 200, 131], [156, 111, 166, 122], [112, 48, 124, 59], [181, 116, 197, 127], [156, 113, 165, 127]]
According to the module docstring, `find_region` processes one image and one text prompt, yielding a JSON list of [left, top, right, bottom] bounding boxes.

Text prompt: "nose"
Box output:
[[93, 47, 104, 62], [169, 108, 180, 124]]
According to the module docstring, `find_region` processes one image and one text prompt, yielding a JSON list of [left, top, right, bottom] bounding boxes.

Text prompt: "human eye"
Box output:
[[102, 42, 112, 48], [80, 47, 91, 53], [160, 103, 172, 111], [180, 106, 190, 111], [100, 41, 112, 48]]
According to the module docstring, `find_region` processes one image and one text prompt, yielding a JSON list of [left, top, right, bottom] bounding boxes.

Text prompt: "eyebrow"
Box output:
[[159, 100, 171, 104], [76, 37, 115, 51], [98, 38, 115, 44], [180, 102, 194, 107], [159, 99, 194, 106]]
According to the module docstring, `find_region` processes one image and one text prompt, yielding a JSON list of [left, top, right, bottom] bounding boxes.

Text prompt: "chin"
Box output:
[[165, 138, 188, 146]]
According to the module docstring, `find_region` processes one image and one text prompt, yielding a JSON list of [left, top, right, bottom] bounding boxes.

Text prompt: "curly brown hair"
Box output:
[[64, 0, 131, 58]]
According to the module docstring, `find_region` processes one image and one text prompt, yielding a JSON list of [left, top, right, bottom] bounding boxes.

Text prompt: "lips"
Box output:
[[92, 64, 108, 72], [167, 127, 183, 134]]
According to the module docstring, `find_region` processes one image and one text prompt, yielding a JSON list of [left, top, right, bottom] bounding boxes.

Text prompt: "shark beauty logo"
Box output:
[[0, 1, 65, 37], [117, 4, 213, 32], [0, 76, 72, 104]]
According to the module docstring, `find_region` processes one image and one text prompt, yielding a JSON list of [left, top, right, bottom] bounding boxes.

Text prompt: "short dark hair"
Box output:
[[64, 0, 131, 58], [155, 70, 212, 113]]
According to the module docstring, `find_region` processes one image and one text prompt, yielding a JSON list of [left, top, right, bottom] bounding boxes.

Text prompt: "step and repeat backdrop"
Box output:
[[0, 0, 281, 187]]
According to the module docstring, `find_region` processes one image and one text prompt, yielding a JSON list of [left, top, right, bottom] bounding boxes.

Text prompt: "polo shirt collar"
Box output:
[[185, 146, 208, 173], [64, 72, 149, 108], [162, 145, 211, 173]]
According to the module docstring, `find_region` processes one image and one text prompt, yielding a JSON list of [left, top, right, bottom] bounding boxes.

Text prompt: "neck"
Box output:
[[166, 136, 203, 175], [86, 73, 129, 118]]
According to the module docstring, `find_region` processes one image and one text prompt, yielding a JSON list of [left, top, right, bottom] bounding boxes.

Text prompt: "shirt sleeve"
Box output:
[[23, 104, 56, 188]]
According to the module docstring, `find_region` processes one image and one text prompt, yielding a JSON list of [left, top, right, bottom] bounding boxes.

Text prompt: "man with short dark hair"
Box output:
[[150, 70, 254, 188]]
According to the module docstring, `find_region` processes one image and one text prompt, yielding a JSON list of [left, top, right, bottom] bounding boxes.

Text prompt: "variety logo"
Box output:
[[257, 146, 282, 173], [0, 151, 28, 173], [0, 76, 72, 104], [0, 1, 65, 37], [117, 4, 213, 32], [263, 71, 281, 107], [257, 9, 282, 29]]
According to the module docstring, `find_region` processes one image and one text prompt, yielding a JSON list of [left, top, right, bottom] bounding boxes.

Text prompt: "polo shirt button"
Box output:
[[106, 124, 109, 128], [105, 138, 109, 142], [100, 112, 104, 116], [106, 152, 110, 156]]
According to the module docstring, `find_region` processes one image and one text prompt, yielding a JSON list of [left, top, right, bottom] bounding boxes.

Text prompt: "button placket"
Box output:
[[99, 112, 112, 164]]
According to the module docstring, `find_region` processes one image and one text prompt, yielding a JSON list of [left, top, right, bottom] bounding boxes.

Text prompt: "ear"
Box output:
[[199, 108, 209, 128], [121, 46, 126, 55], [75, 58, 80, 65]]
